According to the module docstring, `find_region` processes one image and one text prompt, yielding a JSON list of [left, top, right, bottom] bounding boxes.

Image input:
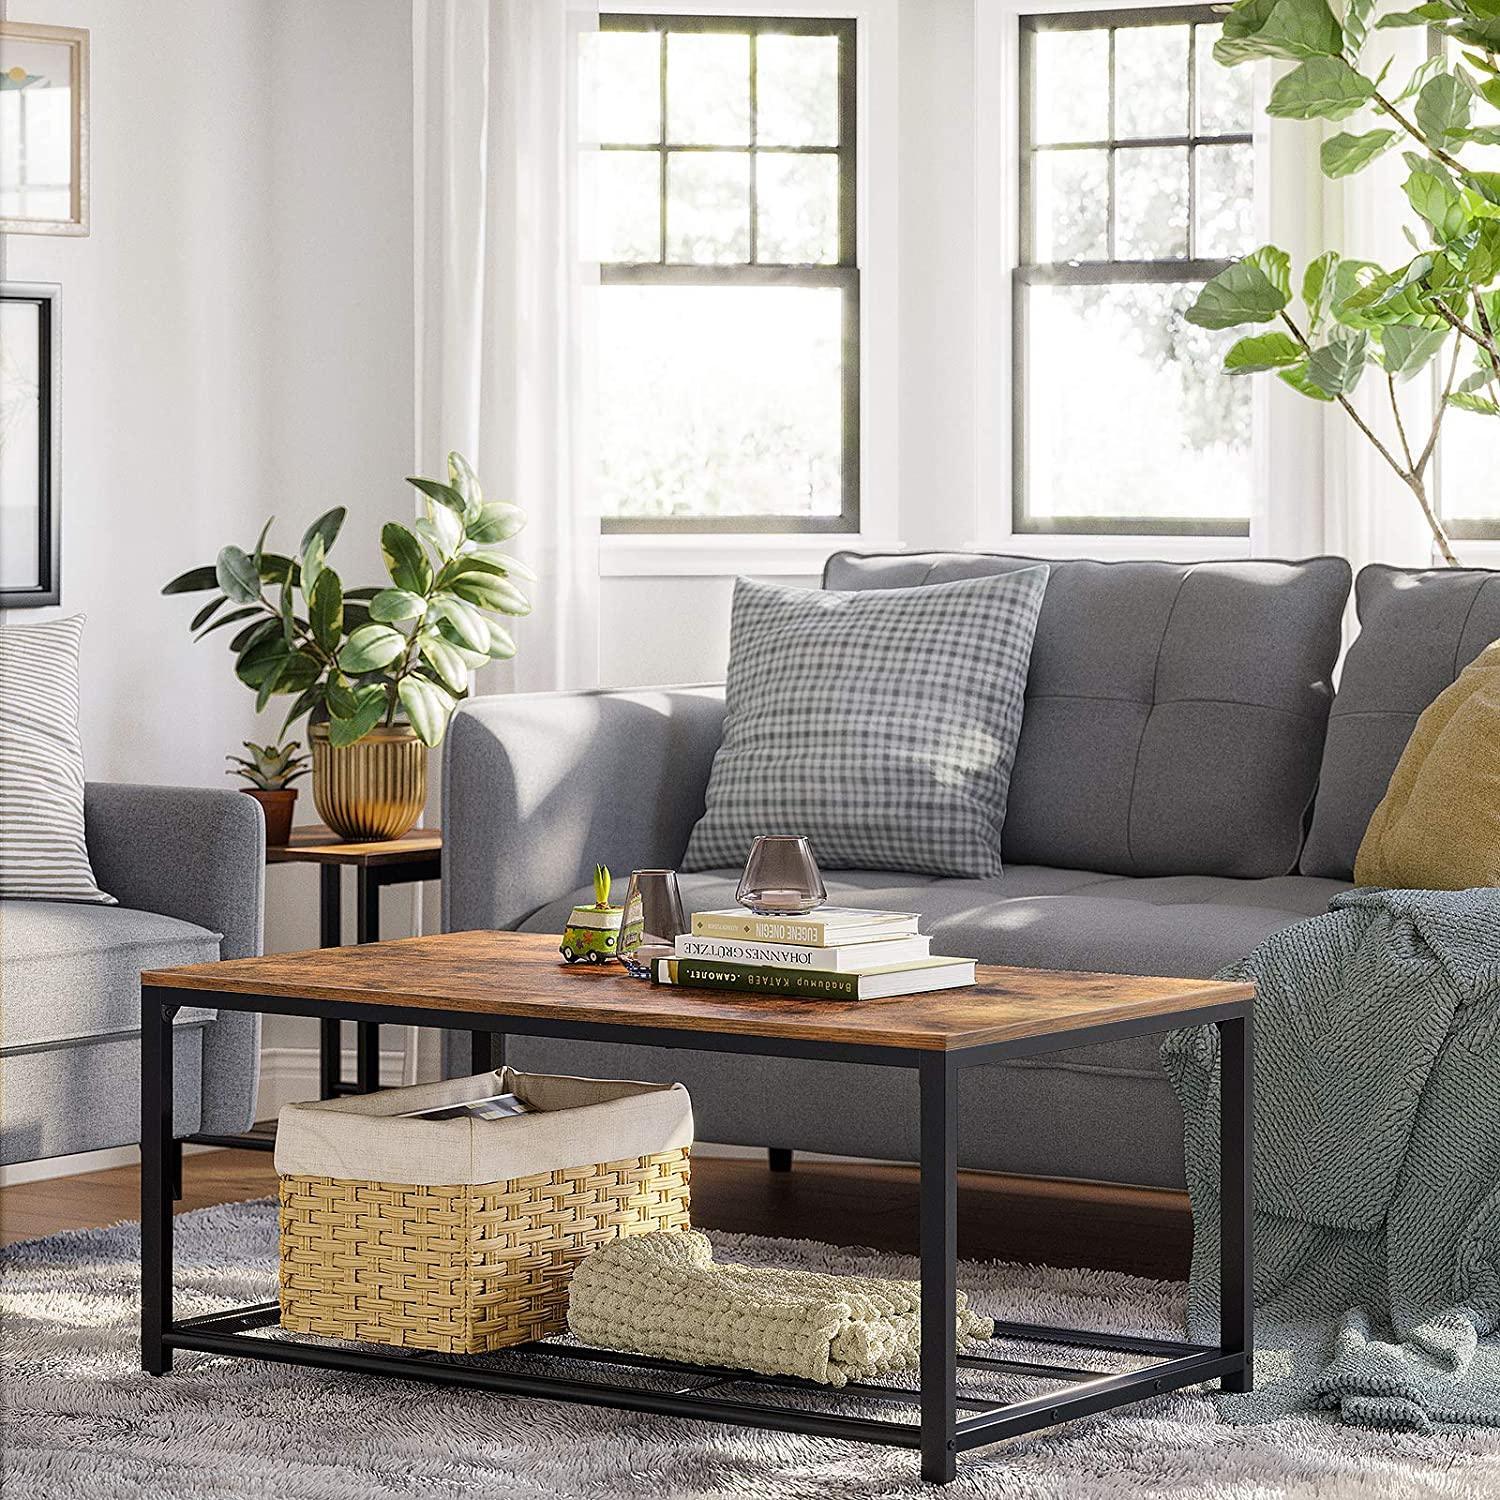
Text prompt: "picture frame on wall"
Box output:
[[0, 22, 89, 236], [0, 283, 61, 608]]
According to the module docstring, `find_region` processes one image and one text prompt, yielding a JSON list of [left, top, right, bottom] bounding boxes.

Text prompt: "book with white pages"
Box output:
[[674, 933, 932, 971], [689, 906, 920, 946]]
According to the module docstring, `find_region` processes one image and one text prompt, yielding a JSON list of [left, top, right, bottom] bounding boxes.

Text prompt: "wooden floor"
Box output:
[[0, 1147, 1191, 1278]]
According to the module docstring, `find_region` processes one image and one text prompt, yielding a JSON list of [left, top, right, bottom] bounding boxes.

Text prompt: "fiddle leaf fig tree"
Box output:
[[1187, 0, 1500, 566], [163, 453, 532, 748]]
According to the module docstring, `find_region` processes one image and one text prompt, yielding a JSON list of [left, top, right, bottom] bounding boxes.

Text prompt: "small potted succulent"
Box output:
[[226, 740, 309, 846], [163, 452, 532, 841], [560, 865, 625, 964]]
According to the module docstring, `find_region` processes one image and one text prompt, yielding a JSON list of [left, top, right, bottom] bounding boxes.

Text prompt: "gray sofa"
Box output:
[[0, 783, 264, 1166], [442, 554, 1500, 1191]]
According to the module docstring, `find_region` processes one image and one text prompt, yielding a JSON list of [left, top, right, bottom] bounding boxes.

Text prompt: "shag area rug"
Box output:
[[4, 1201, 1499, 1500]]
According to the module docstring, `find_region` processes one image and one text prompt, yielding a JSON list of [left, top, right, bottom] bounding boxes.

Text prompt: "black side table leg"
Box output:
[[355, 867, 382, 1091], [469, 1030, 504, 1075], [919, 1051, 958, 1484], [1218, 1010, 1255, 1392], [141, 990, 176, 1375], [318, 867, 342, 1099]]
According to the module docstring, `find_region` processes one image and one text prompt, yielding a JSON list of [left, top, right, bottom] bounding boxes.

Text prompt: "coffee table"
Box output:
[[140, 930, 1253, 1485]]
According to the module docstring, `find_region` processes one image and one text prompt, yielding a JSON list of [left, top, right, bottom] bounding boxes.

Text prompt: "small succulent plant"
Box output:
[[226, 740, 310, 792], [593, 864, 614, 909]]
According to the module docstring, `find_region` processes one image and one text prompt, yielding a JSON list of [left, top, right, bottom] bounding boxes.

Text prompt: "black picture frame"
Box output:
[[0, 281, 61, 608]]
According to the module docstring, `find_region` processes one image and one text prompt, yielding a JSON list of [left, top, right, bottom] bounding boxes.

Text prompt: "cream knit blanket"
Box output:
[[567, 1230, 994, 1387]]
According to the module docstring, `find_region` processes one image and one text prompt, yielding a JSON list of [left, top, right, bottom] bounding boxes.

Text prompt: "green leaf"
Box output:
[[279, 682, 325, 739], [216, 546, 262, 605], [1465, 219, 1500, 283], [279, 578, 297, 645], [398, 675, 456, 748], [1380, 324, 1450, 380], [1224, 330, 1303, 373], [1320, 128, 1397, 178], [194, 604, 259, 641], [1343, 0, 1376, 52], [277, 651, 322, 697], [338, 622, 407, 673], [417, 499, 464, 557], [1465, 169, 1500, 207], [1267, 57, 1377, 120], [1306, 329, 1370, 395], [300, 532, 326, 599], [1448, 390, 1500, 414], [309, 568, 343, 654], [1376, 2, 1453, 26], [464, 550, 537, 582], [369, 588, 427, 623], [448, 570, 532, 615], [448, 452, 482, 512], [251, 517, 274, 570], [257, 551, 297, 587], [1278, 359, 1337, 400], [1396, 53, 1447, 105], [429, 592, 490, 652], [1304, 251, 1340, 333], [299, 506, 345, 559], [163, 564, 221, 595], [1404, 157, 1470, 240], [406, 475, 467, 514], [1214, 0, 1343, 63], [484, 618, 517, 660], [236, 633, 292, 690], [1186, 246, 1293, 329], [230, 617, 279, 654], [329, 684, 389, 747], [1415, 71, 1472, 145], [381, 521, 433, 594], [418, 631, 471, 693], [434, 619, 492, 670], [464, 502, 526, 545], [189, 595, 227, 631]]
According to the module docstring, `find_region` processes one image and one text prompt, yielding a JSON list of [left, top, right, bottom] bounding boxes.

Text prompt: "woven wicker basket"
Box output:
[[275, 1068, 693, 1354]]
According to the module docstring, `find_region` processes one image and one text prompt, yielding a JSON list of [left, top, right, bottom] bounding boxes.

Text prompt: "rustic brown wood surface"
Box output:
[[143, 930, 1252, 1052], [264, 825, 443, 868]]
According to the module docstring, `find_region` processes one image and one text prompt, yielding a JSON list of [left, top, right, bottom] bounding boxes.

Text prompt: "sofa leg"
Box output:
[[768, 1147, 793, 1174]]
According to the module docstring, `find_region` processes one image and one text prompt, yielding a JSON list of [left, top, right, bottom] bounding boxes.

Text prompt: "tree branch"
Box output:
[[1387, 372, 1415, 472], [1416, 334, 1462, 478], [1371, 89, 1468, 177]]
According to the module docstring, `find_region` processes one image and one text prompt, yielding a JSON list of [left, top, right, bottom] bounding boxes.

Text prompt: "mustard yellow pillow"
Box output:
[[1355, 639, 1500, 890]]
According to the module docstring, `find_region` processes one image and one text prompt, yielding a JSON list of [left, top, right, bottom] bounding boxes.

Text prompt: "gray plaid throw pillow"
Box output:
[[683, 569, 1050, 878]]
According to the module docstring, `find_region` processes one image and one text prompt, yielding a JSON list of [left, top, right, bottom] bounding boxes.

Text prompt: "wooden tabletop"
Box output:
[[265, 826, 443, 867], [143, 930, 1252, 1053]]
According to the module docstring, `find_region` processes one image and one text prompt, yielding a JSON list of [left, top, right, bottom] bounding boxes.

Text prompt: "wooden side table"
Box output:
[[266, 826, 443, 1097]]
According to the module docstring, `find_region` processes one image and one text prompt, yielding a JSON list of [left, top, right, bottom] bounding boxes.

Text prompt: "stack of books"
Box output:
[[650, 906, 976, 1000]]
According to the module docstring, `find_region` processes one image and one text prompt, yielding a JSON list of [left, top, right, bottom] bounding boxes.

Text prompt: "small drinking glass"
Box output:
[[618, 869, 688, 978], [735, 835, 827, 915]]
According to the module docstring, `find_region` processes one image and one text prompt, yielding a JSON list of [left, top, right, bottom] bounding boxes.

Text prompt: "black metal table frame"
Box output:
[[141, 987, 1252, 1485]]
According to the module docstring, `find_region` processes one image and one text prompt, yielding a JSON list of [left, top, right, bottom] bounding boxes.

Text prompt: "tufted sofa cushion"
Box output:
[[1301, 563, 1500, 880], [824, 551, 1350, 879]]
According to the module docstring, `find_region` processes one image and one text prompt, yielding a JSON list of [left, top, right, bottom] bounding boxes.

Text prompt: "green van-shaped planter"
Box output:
[[560, 864, 624, 964]]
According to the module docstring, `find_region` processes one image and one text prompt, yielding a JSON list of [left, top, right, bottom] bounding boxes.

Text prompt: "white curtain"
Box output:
[[413, 0, 600, 694]]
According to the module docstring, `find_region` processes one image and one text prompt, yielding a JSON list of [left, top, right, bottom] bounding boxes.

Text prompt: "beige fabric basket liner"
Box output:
[[274, 1066, 693, 1186]]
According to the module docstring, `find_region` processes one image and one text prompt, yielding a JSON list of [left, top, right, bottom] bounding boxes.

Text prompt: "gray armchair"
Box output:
[[0, 783, 265, 1166]]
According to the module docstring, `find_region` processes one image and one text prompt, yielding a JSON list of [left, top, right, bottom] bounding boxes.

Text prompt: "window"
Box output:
[[1433, 35, 1500, 542], [1016, 8, 1256, 535], [592, 14, 857, 533]]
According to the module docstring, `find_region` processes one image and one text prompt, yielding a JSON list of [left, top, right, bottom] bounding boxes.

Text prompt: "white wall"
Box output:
[[1, 0, 417, 1127]]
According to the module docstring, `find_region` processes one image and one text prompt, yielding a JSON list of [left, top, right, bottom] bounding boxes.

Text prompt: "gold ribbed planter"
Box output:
[[310, 724, 427, 841]]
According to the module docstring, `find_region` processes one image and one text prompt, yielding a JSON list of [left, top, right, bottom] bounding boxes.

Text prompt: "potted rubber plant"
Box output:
[[225, 740, 309, 846], [164, 453, 532, 840]]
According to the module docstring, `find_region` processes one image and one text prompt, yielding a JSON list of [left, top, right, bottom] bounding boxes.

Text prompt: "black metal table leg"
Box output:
[[470, 1030, 504, 1075], [919, 1051, 958, 1484], [355, 868, 381, 1092], [319, 867, 342, 1099], [1218, 1011, 1255, 1392], [141, 990, 175, 1375]]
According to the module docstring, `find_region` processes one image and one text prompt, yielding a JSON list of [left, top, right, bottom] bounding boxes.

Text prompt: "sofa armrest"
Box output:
[[85, 782, 265, 1134], [442, 686, 726, 933], [85, 783, 265, 959]]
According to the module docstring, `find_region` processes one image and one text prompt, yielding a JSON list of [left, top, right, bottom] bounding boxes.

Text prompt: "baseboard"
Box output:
[[0, 1140, 220, 1187], [253, 1044, 413, 1121]]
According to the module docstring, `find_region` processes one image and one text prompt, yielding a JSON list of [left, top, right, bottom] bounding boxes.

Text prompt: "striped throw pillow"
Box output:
[[0, 615, 113, 903]]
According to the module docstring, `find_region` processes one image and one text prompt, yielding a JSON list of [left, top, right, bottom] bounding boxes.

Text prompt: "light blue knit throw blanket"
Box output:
[[1162, 886, 1500, 1432]]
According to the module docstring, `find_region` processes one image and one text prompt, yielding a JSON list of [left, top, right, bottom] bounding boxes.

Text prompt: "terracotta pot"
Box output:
[[310, 723, 427, 841], [241, 787, 297, 847]]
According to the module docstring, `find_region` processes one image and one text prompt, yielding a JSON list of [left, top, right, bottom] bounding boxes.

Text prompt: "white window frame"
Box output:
[[599, 0, 899, 578]]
